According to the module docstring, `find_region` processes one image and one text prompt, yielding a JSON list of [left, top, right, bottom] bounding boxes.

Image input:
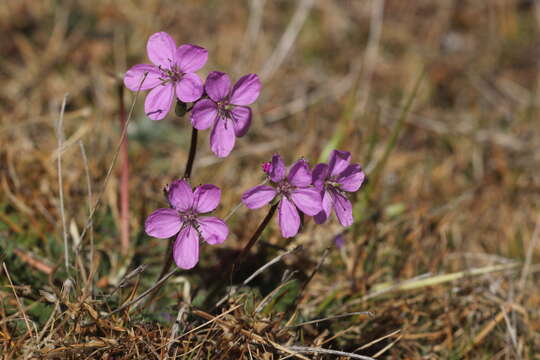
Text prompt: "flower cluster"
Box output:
[[242, 150, 365, 238], [124, 32, 261, 158], [128, 32, 365, 270]]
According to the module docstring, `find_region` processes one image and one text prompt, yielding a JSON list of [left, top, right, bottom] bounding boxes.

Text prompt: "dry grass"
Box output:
[[1, 0, 540, 358]]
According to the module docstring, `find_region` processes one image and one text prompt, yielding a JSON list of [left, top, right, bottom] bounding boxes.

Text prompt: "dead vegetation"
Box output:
[[1, 0, 540, 358]]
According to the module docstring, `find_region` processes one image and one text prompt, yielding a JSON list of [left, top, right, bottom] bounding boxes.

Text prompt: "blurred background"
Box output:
[[1, 0, 540, 358]]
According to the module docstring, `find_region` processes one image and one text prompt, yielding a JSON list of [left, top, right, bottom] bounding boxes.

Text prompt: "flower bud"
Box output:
[[262, 162, 272, 174], [175, 100, 188, 117]]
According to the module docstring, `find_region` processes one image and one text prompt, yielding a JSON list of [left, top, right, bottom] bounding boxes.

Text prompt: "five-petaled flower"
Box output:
[[145, 179, 228, 269], [191, 71, 261, 157], [242, 154, 322, 238], [312, 150, 365, 227], [124, 32, 208, 120]]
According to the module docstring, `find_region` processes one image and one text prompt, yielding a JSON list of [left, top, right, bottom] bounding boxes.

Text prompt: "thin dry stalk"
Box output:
[[234, 0, 266, 74], [2, 262, 34, 341], [118, 83, 130, 255], [371, 334, 402, 358], [12, 248, 53, 275], [286, 311, 373, 328], [354, 262, 519, 304], [166, 278, 191, 357], [265, 73, 356, 124], [259, 0, 314, 81], [78, 140, 95, 297], [357, 329, 401, 350], [462, 305, 510, 355], [166, 302, 189, 357], [243, 245, 302, 285], [55, 94, 69, 273], [102, 268, 179, 319], [355, 0, 385, 116], [175, 304, 242, 342], [78, 73, 147, 243], [284, 345, 376, 360], [519, 212, 540, 289]]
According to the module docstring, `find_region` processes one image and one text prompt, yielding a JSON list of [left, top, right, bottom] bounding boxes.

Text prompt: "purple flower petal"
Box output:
[[173, 225, 199, 269], [175, 44, 208, 73], [337, 164, 365, 192], [312, 163, 329, 190], [290, 188, 322, 216], [175, 73, 203, 102], [314, 211, 327, 224], [124, 64, 162, 91], [287, 159, 312, 187], [210, 117, 236, 158], [332, 190, 353, 227], [269, 154, 286, 183], [231, 106, 251, 137], [193, 184, 221, 213], [205, 71, 231, 102], [242, 185, 277, 209], [168, 179, 193, 211], [145, 208, 182, 239], [314, 190, 333, 224], [197, 216, 228, 245], [147, 32, 177, 68], [191, 99, 218, 130], [328, 150, 351, 177], [144, 83, 174, 120], [278, 197, 300, 238], [230, 74, 261, 106]]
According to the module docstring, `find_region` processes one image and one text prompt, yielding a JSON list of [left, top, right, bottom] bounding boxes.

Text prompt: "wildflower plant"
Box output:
[[124, 31, 365, 278]]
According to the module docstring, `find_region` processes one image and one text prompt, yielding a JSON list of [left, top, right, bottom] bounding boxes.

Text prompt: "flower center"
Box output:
[[217, 101, 234, 119], [324, 178, 347, 197], [276, 180, 294, 197], [179, 208, 198, 224], [327, 178, 340, 188], [159, 63, 184, 84]]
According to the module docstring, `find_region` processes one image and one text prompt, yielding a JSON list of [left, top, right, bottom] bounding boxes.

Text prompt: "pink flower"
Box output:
[[124, 32, 208, 120], [145, 179, 228, 269], [242, 154, 322, 238], [191, 71, 261, 157], [312, 150, 365, 227]]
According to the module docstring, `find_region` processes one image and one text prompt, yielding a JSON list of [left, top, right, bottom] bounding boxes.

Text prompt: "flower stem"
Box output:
[[204, 203, 278, 308], [183, 127, 198, 179], [232, 203, 278, 272]]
